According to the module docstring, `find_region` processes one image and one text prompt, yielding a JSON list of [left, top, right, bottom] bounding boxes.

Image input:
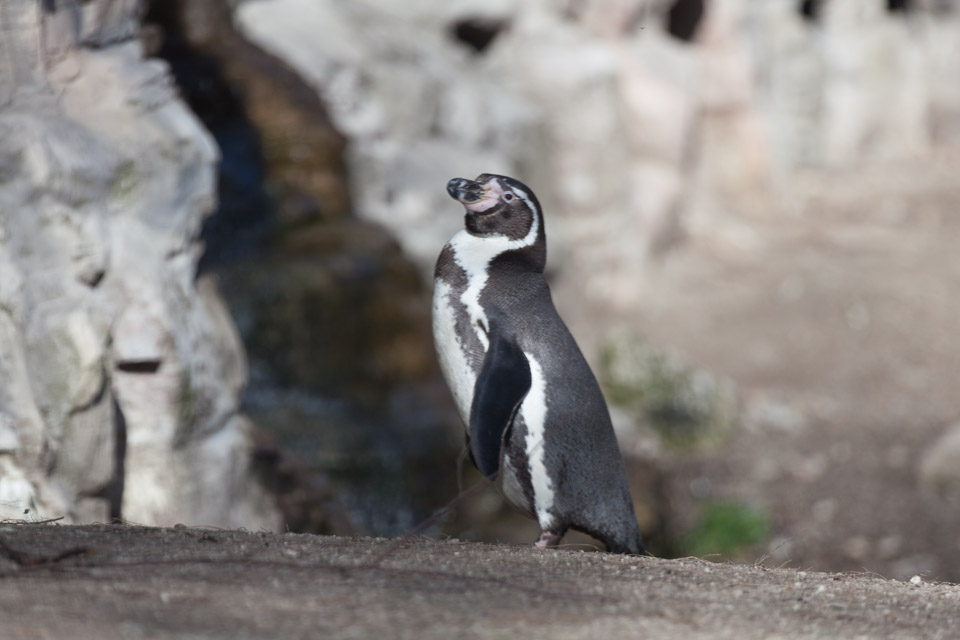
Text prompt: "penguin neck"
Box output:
[[449, 209, 546, 275], [487, 243, 546, 275]]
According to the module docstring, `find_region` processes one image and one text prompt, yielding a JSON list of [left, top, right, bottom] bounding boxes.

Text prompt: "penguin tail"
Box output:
[[603, 526, 649, 556], [607, 539, 649, 556]]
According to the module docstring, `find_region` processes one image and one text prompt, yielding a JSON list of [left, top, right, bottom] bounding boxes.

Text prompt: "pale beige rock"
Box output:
[[0, 457, 38, 520], [52, 392, 117, 497], [0, 412, 18, 455], [113, 305, 169, 367], [0, 0, 280, 529]]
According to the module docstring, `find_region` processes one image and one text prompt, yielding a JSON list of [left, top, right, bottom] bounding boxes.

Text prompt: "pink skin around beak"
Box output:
[[447, 177, 504, 212]]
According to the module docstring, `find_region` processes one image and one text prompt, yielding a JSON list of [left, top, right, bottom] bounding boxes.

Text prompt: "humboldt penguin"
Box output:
[[432, 173, 646, 554]]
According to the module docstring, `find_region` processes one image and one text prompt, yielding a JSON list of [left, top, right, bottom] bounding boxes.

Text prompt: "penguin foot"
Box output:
[[534, 530, 563, 548]]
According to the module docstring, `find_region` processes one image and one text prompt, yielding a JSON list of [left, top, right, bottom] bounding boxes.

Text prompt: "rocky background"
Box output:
[[3, 0, 960, 584], [0, 0, 282, 529]]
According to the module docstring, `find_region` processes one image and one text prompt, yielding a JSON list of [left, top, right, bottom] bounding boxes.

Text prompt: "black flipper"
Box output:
[[468, 330, 531, 478]]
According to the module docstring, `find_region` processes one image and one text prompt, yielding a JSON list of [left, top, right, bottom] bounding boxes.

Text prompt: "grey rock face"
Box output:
[[0, 0, 280, 529]]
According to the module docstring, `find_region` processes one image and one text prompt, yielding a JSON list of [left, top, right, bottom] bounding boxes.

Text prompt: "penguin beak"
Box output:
[[446, 177, 487, 204]]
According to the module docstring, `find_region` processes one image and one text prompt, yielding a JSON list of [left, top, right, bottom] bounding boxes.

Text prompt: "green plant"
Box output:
[[601, 336, 738, 450], [682, 500, 769, 559]]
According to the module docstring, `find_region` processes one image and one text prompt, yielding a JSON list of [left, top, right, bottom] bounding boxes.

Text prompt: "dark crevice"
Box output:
[[799, 0, 821, 22], [144, 0, 351, 270], [139, 0, 439, 539], [139, 0, 468, 541], [451, 17, 507, 54], [887, 0, 913, 12], [143, 1, 274, 269], [665, 0, 704, 43], [115, 361, 162, 374], [84, 268, 105, 288], [88, 396, 126, 521], [109, 396, 127, 521]]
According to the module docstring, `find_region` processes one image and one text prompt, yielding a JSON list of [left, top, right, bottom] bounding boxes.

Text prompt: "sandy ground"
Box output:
[[0, 522, 957, 640]]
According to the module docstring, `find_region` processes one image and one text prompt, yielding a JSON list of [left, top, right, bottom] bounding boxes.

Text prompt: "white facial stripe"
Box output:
[[509, 186, 540, 220], [449, 194, 540, 351], [432, 280, 477, 424], [521, 353, 554, 529]]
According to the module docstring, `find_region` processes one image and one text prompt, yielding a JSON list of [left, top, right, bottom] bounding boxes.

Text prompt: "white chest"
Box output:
[[432, 278, 481, 424]]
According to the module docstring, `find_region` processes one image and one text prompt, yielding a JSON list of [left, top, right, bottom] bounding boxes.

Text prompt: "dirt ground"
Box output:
[[0, 522, 957, 640]]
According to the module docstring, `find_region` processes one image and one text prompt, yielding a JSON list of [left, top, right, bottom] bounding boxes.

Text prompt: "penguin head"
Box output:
[[446, 174, 546, 268]]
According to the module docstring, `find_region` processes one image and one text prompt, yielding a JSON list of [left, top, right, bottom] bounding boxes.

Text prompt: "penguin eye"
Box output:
[[503, 193, 515, 203]]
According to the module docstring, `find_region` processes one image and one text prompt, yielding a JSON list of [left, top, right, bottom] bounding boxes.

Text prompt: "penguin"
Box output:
[[432, 173, 646, 555]]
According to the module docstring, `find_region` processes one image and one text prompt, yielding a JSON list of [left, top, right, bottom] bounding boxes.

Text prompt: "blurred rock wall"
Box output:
[[236, 0, 960, 308], [0, 0, 280, 528]]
